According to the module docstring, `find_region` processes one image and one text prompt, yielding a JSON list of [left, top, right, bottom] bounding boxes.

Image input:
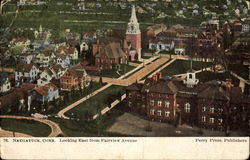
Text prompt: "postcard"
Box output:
[[0, 0, 249, 159]]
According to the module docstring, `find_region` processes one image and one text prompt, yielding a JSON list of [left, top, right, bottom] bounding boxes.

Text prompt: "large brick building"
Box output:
[[126, 72, 249, 131]]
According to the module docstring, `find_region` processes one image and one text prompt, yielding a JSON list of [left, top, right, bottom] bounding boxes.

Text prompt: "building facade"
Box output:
[[125, 5, 141, 61]]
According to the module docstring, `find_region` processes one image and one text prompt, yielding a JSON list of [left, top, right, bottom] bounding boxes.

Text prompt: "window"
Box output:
[[128, 93, 132, 98], [189, 74, 192, 79], [165, 111, 170, 117], [137, 94, 141, 99], [137, 103, 140, 107], [7, 85, 10, 89], [157, 110, 162, 116], [202, 116, 206, 122], [142, 105, 146, 108], [150, 100, 154, 106], [210, 118, 214, 124], [210, 107, 215, 113], [218, 118, 223, 124], [218, 108, 223, 112], [165, 101, 170, 108], [150, 109, 155, 115], [142, 96, 145, 101], [158, 101, 162, 107], [202, 106, 206, 112], [128, 102, 132, 107], [183, 103, 190, 113]]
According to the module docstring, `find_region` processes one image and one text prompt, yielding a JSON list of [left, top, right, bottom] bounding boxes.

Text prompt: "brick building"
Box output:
[[126, 72, 249, 131], [60, 64, 91, 91]]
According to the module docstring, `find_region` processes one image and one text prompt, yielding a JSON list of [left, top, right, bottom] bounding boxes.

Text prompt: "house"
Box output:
[[56, 54, 71, 69], [95, 42, 128, 70], [33, 83, 59, 104], [149, 39, 175, 51], [60, 64, 91, 91], [34, 50, 56, 67], [126, 72, 249, 131], [50, 64, 65, 79], [0, 83, 36, 113], [57, 46, 78, 60], [146, 24, 167, 38], [15, 63, 39, 84], [19, 53, 35, 64], [37, 67, 55, 86], [82, 31, 97, 42], [9, 37, 31, 47], [80, 41, 89, 52], [174, 41, 186, 55], [0, 72, 11, 93]]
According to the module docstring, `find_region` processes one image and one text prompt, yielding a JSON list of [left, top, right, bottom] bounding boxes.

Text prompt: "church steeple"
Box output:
[[126, 5, 140, 34]]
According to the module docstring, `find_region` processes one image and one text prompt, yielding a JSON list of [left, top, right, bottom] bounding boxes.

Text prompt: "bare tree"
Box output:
[[0, 0, 11, 15]]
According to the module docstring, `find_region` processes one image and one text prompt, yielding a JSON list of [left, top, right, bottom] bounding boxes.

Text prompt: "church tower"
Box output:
[[126, 5, 141, 61]]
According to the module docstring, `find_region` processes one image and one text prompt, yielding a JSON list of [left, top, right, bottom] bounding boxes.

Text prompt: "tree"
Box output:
[[0, 0, 11, 15]]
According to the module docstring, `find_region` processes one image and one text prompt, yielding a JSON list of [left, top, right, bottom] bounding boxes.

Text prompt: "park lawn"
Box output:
[[0, 118, 51, 137], [160, 59, 212, 76], [228, 64, 249, 80], [64, 85, 125, 118], [100, 64, 136, 78], [196, 71, 240, 86], [56, 82, 105, 114], [50, 102, 133, 137]]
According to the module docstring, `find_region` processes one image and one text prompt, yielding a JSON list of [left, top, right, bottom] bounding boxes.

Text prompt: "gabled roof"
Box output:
[[50, 64, 64, 72], [95, 42, 126, 59], [65, 64, 88, 78], [15, 63, 38, 72], [43, 68, 54, 77], [34, 83, 58, 96], [148, 79, 178, 94]]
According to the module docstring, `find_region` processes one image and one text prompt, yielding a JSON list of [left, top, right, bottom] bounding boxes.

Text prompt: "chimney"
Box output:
[[157, 72, 163, 80], [152, 74, 158, 83], [225, 78, 233, 89]]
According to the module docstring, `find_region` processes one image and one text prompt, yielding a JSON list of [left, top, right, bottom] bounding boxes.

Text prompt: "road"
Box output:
[[0, 115, 64, 137], [57, 55, 162, 119]]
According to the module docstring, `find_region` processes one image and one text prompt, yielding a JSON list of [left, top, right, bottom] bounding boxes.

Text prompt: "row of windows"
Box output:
[[128, 93, 169, 99], [150, 109, 170, 117], [202, 106, 223, 113], [201, 116, 223, 124], [150, 100, 170, 108]]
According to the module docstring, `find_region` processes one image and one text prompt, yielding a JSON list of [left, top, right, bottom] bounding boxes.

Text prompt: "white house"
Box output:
[[19, 53, 35, 64], [174, 42, 186, 55], [33, 83, 59, 104], [149, 39, 175, 51], [56, 54, 71, 69], [35, 50, 56, 67], [50, 64, 65, 79], [80, 41, 89, 52], [9, 37, 31, 47], [57, 46, 78, 60], [15, 63, 39, 84], [0, 73, 11, 93]]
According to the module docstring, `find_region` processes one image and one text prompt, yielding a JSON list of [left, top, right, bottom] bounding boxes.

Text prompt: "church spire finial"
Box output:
[[130, 5, 138, 23]]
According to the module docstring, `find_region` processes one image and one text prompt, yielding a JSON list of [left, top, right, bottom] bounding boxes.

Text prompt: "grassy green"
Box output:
[[0, 118, 51, 137], [160, 59, 212, 76], [65, 85, 125, 118], [50, 102, 133, 137], [100, 64, 136, 78]]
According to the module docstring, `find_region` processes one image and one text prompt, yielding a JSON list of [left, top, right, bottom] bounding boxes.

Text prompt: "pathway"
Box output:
[[0, 115, 64, 137], [57, 55, 163, 119]]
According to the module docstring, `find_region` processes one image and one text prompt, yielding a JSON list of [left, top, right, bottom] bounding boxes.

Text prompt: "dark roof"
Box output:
[[34, 83, 58, 96], [0, 72, 9, 85], [43, 68, 54, 77], [50, 64, 64, 72], [148, 79, 178, 94], [230, 87, 243, 103], [126, 83, 143, 91], [66, 64, 88, 78], [197, 84, 230, 101], [95, 42, 126, 59], [15, 63, 38, 72]]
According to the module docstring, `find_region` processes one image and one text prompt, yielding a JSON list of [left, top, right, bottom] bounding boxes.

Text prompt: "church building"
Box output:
[[126, 5, 142, 61]]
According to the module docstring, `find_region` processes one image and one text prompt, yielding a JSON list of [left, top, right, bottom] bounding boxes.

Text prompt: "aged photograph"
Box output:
[[0, 0, 249, 138]]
